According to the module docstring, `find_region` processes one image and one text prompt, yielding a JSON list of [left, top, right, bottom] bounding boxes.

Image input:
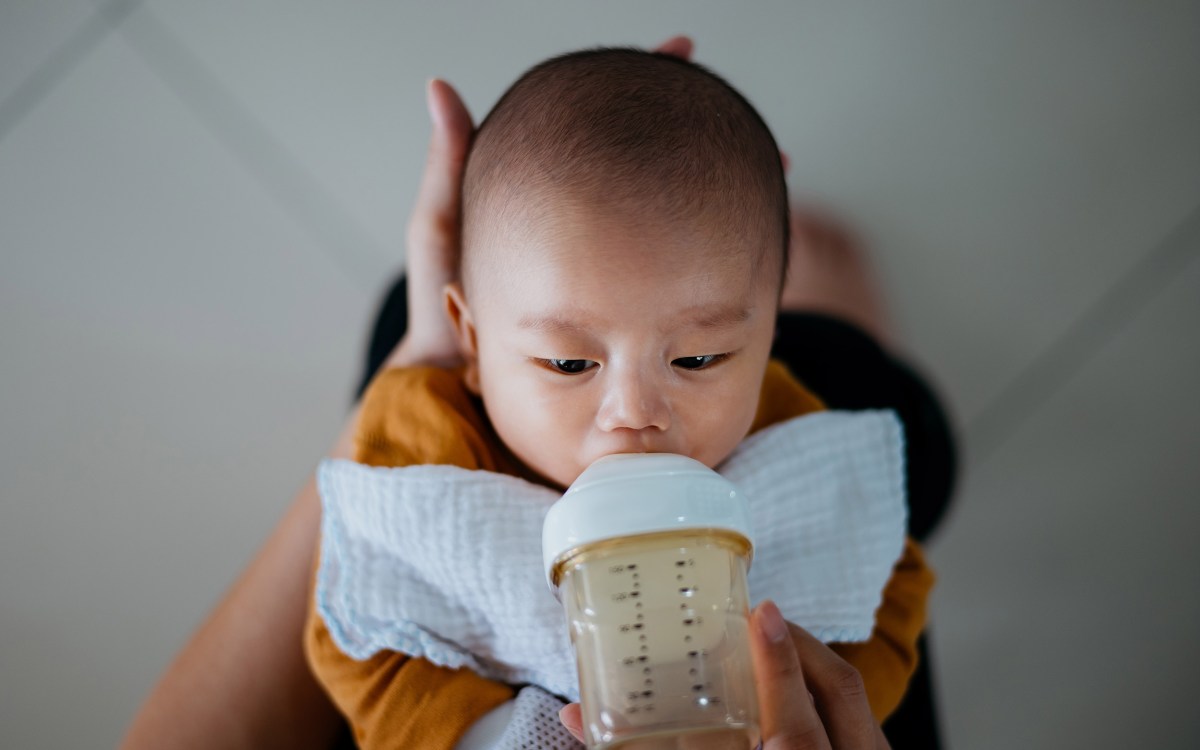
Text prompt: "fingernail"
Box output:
[[757, 600, 789, 643], [558, 706, 581, 732], [426, 78, 444, 127]]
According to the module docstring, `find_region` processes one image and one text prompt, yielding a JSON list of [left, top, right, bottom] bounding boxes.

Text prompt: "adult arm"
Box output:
[[118, 78, 476, 750], [121, 342, 451, 749], [120, 404, 358, 750]]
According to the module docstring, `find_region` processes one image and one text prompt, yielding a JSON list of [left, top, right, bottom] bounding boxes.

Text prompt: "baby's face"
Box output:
[[448, 202, 780, 490]]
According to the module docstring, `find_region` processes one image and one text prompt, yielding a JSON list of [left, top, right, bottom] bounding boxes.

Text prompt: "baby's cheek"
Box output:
[[691, 382, 759, 464], [490, 377, 587, 477]]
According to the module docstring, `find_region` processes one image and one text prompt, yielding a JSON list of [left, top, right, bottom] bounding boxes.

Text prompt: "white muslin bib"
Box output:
[[315, 408, 908, 710]]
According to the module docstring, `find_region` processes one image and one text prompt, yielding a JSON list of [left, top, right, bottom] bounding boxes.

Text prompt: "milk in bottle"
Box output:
[[543, 453, 760, 750]]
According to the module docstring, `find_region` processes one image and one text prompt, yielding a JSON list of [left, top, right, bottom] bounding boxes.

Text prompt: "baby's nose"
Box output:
[[595, 369, 670, 433]]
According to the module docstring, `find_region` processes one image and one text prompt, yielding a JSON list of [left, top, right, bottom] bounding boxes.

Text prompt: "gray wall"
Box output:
[[2, 1, 1198, 747]]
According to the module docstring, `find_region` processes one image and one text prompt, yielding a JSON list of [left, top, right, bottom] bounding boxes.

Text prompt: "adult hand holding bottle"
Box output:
[[558, 599, 891, 750]]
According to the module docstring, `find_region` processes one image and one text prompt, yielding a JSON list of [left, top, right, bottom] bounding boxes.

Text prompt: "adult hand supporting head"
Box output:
[[387, 34, 701, 371], [388, 75, 475, 369]]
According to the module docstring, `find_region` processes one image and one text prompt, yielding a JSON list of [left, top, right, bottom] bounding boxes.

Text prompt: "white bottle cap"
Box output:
[[542, 453, 754, 591]]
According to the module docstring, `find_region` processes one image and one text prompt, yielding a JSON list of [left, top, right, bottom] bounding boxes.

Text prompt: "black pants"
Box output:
[[353, 275, 958, 748]]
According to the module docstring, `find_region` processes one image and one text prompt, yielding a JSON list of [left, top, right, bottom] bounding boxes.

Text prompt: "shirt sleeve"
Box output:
[[753, 359, 937, 723], [304, 366, 515, 750], [829, 537, 936, 722]]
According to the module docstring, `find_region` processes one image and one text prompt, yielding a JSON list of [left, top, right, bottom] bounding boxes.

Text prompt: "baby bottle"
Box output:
[[542, 453, 760, 750]]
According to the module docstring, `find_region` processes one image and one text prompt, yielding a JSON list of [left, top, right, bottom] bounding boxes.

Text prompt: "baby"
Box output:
[[305, 47, 933, 749]]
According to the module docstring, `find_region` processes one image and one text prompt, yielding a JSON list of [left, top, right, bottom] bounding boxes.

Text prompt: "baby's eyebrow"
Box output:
[[518, 312, 592, 333], [518, 304, 752, 335], [681, 304, 753, 330]]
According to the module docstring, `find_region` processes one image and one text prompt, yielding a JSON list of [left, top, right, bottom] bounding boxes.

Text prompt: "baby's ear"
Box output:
[[443, 282, 482, 394]]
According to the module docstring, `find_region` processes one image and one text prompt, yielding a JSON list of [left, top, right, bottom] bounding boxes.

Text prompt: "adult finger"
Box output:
[[558, 703, 585, 743], [749, 600, 831, 750], [400, 78, 474, 361], [786, 621, 891, 750], [654, 35, 694, 59], [406, 78, 474, 260]]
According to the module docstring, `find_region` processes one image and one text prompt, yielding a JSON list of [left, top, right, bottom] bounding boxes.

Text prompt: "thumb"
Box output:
[[558, 703, 585, 743], [410, 78, 474, 243]]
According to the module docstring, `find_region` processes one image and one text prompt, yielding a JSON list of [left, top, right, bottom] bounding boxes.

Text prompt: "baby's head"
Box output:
[[445, 47, 788, 489]]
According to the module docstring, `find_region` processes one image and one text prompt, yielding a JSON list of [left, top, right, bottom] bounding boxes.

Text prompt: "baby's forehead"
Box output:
[[463, 194, 772, 306], [477, 195, 762, 274]]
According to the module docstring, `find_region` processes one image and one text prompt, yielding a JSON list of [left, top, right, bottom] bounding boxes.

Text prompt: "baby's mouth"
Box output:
[[595, 442, 675, 459], [588, 432, 680, 465]]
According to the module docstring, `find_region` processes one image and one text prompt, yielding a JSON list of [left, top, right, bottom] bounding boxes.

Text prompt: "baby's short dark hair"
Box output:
[[462, 47, 788, 290]]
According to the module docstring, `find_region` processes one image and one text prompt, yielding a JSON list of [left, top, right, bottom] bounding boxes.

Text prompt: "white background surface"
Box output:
[[1, 1, 1198, 747]]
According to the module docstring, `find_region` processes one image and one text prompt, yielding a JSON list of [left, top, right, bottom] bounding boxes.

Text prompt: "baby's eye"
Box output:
[[672, 354, 727, 370], [545, 358, 597, 375]]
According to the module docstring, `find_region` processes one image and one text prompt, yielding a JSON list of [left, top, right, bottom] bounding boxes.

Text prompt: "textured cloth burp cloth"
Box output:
[[316, 409, 907, 707]]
